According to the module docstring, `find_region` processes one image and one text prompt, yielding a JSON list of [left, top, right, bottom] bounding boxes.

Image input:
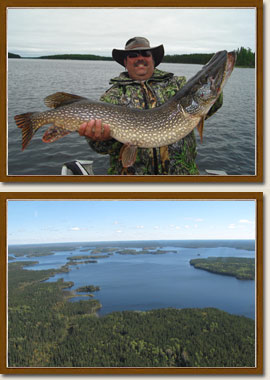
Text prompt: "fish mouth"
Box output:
[[205, 50, 236, 95], [177, 50, 236, 103], [227, 51, 237, 72], [223, 51, 237, 84]]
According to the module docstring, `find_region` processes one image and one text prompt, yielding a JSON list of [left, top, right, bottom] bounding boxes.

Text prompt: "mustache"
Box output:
[[133, 60, 148, 67]]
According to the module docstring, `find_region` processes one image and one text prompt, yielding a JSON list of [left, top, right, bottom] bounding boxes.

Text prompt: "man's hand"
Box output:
[[78, 119, 111, 141]]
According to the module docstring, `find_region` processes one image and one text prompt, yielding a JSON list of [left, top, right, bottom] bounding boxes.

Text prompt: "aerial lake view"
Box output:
[[8, 239, 256, 319], [8, 239, 256, 368]]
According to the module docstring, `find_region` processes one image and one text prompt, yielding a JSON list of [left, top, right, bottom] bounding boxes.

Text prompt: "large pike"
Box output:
[[15, 50, 236, 167]]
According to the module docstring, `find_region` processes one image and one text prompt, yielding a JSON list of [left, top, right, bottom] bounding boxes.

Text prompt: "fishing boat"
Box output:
[[61, 160, 94, 175], [61, 160, 227, 176]]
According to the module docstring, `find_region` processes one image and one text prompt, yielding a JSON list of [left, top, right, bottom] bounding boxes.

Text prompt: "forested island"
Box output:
[[8, 260, 255, 367], [8, 47, 255, 67], [190, 257, 255, 280], [116, 248, 177, 255], [80, 247, 115, 254], [40, 53, 113, 61], [65, 248, 176, 258], [76, 285, 100, 292], [67, 254, 110, 265]]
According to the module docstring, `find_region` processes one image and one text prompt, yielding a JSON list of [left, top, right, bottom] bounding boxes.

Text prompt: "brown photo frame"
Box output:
[[0, 0, 263, 183], [0, 192, 263, 374]]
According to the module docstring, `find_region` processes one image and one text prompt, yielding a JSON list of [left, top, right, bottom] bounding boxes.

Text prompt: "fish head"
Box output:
[[182, 50, 236, 115], [194, 50, 236, 106]]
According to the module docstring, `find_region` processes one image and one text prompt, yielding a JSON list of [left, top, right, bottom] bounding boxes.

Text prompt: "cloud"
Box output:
[[239, 219, 254, 224], [136, 225, 144, 229], [228, 220, 254, 230], [70, 227, 80, 231], [8, 8, 256, 58]]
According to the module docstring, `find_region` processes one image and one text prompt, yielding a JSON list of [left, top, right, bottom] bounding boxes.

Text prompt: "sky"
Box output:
[[7, 200, 256, 245], [7, 8, 256, 57]]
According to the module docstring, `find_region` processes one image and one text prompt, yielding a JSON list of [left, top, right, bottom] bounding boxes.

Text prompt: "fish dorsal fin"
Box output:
[[44, 92, 87, 108], [119, 144, 138, 168], [197, 117, 205, 143]]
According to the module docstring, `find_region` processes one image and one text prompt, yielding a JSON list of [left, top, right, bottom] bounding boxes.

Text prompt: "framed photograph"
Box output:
[[0, 0, 263, 182], [0, 192, 263, 374]]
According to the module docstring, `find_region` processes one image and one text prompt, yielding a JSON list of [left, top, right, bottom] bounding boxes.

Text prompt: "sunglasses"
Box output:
[[126, 50, 152, 59]]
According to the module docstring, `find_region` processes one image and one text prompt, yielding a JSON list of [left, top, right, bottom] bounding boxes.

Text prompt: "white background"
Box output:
[[1, 2, 269, 378]]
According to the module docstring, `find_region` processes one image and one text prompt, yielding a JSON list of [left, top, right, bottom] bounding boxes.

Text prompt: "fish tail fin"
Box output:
[[14, 112, 38, 151]]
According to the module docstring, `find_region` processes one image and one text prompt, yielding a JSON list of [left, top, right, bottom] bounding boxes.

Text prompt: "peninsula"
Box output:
[[190, 257, 255, 280]]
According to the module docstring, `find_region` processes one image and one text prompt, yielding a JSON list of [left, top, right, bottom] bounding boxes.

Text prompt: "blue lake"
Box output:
[[8, 241, 255, 319]]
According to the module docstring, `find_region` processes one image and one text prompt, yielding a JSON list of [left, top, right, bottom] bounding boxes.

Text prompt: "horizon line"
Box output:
[[8, 238, 256, 246]]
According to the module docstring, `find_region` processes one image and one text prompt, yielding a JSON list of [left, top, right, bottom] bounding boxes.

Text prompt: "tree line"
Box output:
[[8, 47, 255, 67], [163, 47, 255, 67]]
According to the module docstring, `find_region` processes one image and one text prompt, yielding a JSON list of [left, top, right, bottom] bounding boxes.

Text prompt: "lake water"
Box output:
[[8, 59, 255, 175], [8, 240, 256, 319]]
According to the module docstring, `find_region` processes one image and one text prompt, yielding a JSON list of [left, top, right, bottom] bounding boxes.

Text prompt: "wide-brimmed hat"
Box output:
[[112, 37, 164, 67]]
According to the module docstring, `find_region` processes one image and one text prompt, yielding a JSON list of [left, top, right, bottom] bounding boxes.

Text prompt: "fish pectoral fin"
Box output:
[[196, 117, 205, 143], [119, 144, 138, 168], [44, 92, 87, 109], [42, 125, 70, 143]]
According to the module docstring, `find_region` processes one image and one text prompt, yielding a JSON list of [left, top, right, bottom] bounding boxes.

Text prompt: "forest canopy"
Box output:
[[190, 257, 255, 280], [8, 52, 21, 58], [162, 47, 255, 67], [8, 261, 255, 368]]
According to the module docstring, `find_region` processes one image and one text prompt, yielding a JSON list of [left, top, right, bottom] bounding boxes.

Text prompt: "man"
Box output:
[[78, 37, 223, 175]]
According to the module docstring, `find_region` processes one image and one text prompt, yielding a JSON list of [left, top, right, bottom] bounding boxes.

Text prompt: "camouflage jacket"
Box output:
[[87, 68, 223, 175]]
